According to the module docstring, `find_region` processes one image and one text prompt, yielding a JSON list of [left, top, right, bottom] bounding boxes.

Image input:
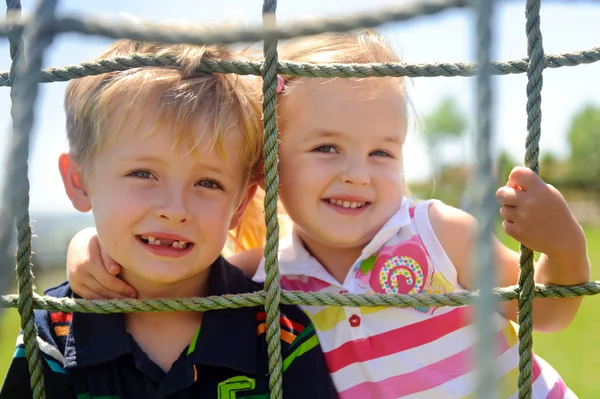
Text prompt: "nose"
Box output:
[[339, 157, 370, 186], [154, 190, 190, 223]]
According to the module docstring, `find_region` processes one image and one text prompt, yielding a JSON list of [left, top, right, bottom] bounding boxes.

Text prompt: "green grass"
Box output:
[[0, 267, 66, 385], [497, 226, 600, 397], [1, 228, 599, 395]]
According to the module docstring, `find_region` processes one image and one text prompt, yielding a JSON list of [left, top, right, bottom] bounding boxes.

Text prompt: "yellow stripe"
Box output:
[[459, 366, 519, 399], [54, 326, 69, 337], [460, 322, 520, 399], [502, 321, 519, 347], [309, 305, 387, 332]]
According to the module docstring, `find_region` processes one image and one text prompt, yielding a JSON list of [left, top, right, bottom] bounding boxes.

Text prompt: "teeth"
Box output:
[[327, 199, 365, 209], [141, 235, 189, 249]]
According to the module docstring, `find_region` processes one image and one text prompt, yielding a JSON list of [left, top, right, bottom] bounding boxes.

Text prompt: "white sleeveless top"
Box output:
[[254, 198, 575, 399]]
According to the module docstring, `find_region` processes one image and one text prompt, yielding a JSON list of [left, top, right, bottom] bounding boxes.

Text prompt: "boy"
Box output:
[[0, 39, 335, 399]]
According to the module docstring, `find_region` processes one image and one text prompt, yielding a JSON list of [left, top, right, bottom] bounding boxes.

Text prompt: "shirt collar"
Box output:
[[64, 256, 259, 375]]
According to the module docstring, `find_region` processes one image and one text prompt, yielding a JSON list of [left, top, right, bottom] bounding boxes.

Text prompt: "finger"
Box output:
[[95, 271, 138, 298], [99, 248, 120, 275], [86, 278, 133, 300], [496, 186, 520, 207], [507, 166, 541, 191], [105, 261, 121, 275], [72, 285, 108, 300], [501, 219, 523, 241], [499, 205, 518, 222]]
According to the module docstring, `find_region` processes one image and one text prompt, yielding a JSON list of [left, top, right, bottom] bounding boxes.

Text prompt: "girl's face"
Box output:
[[277, 78, 406, 258]]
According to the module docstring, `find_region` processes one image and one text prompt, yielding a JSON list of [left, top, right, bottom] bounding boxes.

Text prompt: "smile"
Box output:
[[324, 198, 368, 209], [136, 234, 195, 258]]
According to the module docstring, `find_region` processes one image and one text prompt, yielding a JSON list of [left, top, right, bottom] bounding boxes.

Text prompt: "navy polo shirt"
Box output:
[[0, 256, 336, 399]]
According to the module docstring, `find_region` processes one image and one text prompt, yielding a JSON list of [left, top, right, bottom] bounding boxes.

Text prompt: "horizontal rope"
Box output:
[[1, 281, 598, 313], [0, 46, 597, 87], [0, 0, 468, 46]]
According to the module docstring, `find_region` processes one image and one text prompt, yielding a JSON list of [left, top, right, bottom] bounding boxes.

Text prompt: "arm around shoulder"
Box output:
[[226, 247, 264, 278]]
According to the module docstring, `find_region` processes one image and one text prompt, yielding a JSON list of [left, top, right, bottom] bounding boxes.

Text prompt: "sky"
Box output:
[[0, 0, 598, 216]]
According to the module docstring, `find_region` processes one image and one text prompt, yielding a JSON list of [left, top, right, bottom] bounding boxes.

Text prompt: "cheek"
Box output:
[[91, 190, 149, 249], [191, 195, 237, 232], [373, 165, 404, 193]]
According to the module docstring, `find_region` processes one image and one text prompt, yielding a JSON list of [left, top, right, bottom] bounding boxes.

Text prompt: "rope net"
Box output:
[[0, 0, 598, 398]]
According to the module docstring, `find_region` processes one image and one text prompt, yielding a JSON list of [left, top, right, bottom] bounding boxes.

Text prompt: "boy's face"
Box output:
[[60, 112, 254, 293], [277, 78, 406, 258]]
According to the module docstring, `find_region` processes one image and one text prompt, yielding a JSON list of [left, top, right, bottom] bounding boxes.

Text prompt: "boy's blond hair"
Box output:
[[65, 39, 266, 252]]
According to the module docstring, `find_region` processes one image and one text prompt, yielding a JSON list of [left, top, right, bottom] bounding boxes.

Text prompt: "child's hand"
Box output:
[[495, 166, 586, 259], [66, 227, 137, 299]]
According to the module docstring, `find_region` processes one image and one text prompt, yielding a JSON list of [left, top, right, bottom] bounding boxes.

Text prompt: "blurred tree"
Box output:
[[423, 96, 467, 178], [568, 104, 600, 189], [497, 150, 516, 186]]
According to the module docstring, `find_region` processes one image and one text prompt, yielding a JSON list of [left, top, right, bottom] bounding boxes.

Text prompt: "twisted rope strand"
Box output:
[[0, 0, 468, 45], [261, 0, 283, 397], [473, 0, 497, 396], [0, 46, 598, 86], [519, 0, 545, 397], [2, 281, 599, 313], [7, 0, 59, 397]]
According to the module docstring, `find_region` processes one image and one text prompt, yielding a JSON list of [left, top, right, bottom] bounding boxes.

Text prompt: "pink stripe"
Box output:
[[281, 275, 331, 292], [531, 354, 568, 399], [338, 331, 511, 399], [546, 379, 568, 399], [531, 352, 542, 383], [325, 307, 471, 373]]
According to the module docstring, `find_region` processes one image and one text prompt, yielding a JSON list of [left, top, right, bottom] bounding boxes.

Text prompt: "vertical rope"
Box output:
[[0, 0, 23, 318], [261, 0, 283, 398], [471, 0, 497, 398], [7, 1, 59, 398], [518, 0, 544, 398]]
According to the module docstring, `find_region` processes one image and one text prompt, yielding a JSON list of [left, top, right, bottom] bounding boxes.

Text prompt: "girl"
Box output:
[[65, 30, 588, 398]]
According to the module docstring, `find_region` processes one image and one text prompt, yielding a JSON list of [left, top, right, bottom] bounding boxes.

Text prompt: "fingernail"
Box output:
[[109, 264, 118, 273], [129, 292, 137, 298]]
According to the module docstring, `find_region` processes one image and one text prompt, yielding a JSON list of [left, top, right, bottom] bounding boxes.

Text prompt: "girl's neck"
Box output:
[[298, 233, 364, 285]]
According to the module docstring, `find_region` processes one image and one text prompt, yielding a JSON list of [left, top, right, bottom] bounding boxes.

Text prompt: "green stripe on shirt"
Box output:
[[287, 323, 314, 351], [283, 334, 319, 372]]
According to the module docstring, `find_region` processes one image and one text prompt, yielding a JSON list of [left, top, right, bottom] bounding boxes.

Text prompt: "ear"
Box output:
[[256, 161, 266, 190], [229, 183, 259, 230], [58, 153, 92, 212]]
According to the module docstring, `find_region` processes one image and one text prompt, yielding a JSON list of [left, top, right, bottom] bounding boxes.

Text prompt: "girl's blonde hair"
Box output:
[[229, 29, 409, 255], [279, 29, 402, 65]]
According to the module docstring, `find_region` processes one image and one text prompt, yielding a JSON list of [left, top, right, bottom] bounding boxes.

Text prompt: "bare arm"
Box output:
[[429, 171, 589, 333], [226, 247, 264, 278]]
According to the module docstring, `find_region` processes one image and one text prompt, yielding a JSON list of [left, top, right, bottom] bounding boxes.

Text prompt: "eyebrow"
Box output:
[[304, 129, 402, 144], [129, 156, 231, 177]]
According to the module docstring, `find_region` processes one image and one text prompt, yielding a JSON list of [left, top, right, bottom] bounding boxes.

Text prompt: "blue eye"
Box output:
[[314, 145, 337, 153], [129, 170, 155, 179], [197, 179, 223, 190], [371, 150, 391, 157]]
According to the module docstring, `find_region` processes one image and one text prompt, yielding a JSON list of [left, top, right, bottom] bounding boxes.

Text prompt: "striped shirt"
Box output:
[[254, 198, 576, 399]]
